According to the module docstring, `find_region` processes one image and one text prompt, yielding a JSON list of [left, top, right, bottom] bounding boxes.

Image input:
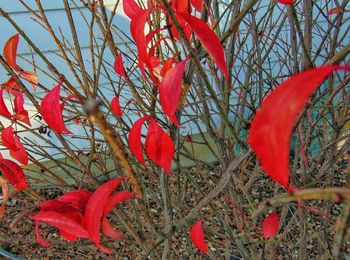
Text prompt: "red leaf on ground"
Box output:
[[30, 211, 89, 238], [111, 95, 123, 116], [177, 12, 229, 81], [248, 65, 349, 189], [40, 84, 72, 134], [101, 217, 123, 239], [3, 34, 20, 71], [145, 118, 175, 174], [0, 158, 26, 191], [190, 219, 208, 254], [1, 125, 29, 165], [103, 191, 135, 215], [13, 92, 31, 126], [114, 53, 127, 79], [262, 212, 279, 239], [159, 59, 188, 126], [0, 89, 11, 117], [128, 116, 150, 163], [84, 178, 125, 249]]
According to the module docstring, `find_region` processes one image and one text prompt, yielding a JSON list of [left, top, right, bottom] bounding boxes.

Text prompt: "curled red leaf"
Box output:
[[0, 158, 27, 191], [262, 212, 279, 239], [1, 125, 29, 165], [101, 217, 123, 239], [159, 59, 188, 126], [13, 92, 31, 126], [128, 116, 150, 163], [248, 65, 349, 189], [176, 12, 229, 81], [0, 89, 11, 117], [34, 220, 51, 247], [190, 219, 208, 254], [145, 118, 175, 174], [40, 84, 72, 134], [114, 53, 127, 79], [111, 95, 123, 117], [3, 34, 20, 71], [1, 77, 20, 94], [84, 178, 125, 249], [57, 190, 92, 212], [30, 211, 89, 238]]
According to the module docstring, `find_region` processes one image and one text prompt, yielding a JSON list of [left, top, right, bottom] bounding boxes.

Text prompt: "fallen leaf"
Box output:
[[190, 218, 208, 254], [262, 212, 279, 239]]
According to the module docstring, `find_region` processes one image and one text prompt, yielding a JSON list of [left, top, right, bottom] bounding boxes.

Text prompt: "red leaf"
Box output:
[[3, 34, 20, 71], [160, 57, 176, 77], [0, 89, 11, 117], [159, 59, 188, 126], [60, 229, 78, 242], [145, 118, 175, 174], [190, 0, 203, 12], [1, 125, 29, 165], [84, 178, 124, 248], [12, 92, 31, 126], [103, 191, 135, 215], [114, 53, 127, 79], [123, 0, 142, 19], [0, 158, 26, 191], [248, 65, 349, 189], [277, 0, 293, 4], [30, 211, 89, 238], [39, 200, 77, 213], [57, 190, 92, 212], [328, 7, 343, 16], [128, 116, 150, 163], [19, 71, 38, 90], [101, 217, 123, 239], [34, 220, 51, 247], [190, 219, 208, 254], [176, 12, 229, 81], [111, 96, 123, 117], [0, 176, 9, 218], [262, 212, 279, 239], [130, 9, 152, 68], [40, 84, 72, 134], [1, 77, 20, 94]]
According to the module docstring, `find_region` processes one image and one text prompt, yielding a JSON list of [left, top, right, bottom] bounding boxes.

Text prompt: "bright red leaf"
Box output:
[[1, 77, 20, 94], [0, 157, 27, 191], [103, 191, 135, 214], [177, 12, 229, 82], [101, 217, 123, 239], [277, 0, 293, 4], [190, 218, 208, 254], [40, 84, 72, 134], [111, 95, 123, 117], [114, 53, 127, 79], [159, 59, 188, 126], [0, 89, 11, 117], [30, 211, 89, 238], [190, 0, 203, 12], [123, 0, 142, 19], [128, 116, 150, 163], [13, 92, 31, 126], [34, 220, 51, 247], [1, 125, 29, 165], [145, 118, 175, 174], [3, 34, 20, 71], [262, 212, 279, 239], [248, 65, 349, 190], [57, 190, 91, 212], [84, 178, 125, 251]]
